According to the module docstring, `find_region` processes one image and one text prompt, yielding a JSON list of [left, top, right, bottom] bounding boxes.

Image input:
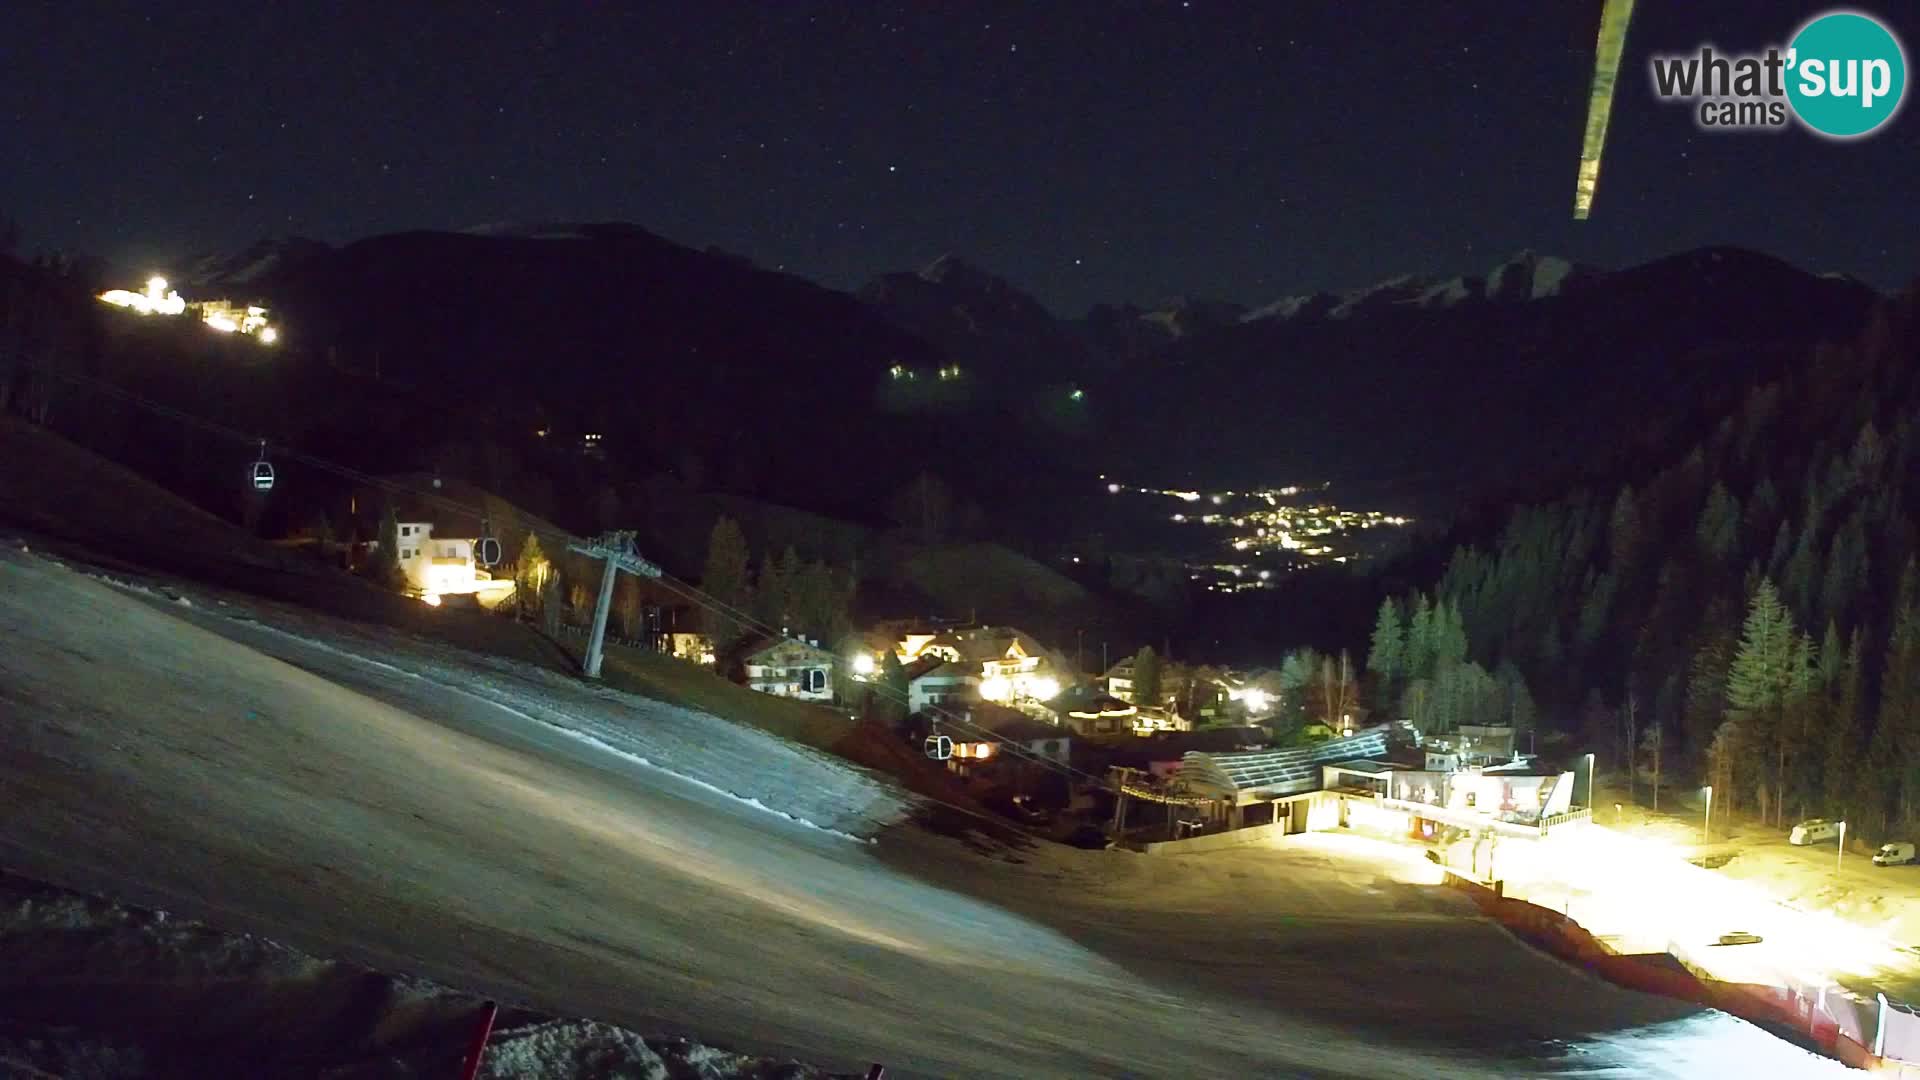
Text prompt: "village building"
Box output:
[[743, 638, 837, 702], [907, 658, 981, 714]]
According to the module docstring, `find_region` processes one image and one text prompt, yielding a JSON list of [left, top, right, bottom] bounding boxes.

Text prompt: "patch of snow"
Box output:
[[1529, 255, 1577, 299], [479, 1021, 846, 1080], [1242, 291, 1335, 323], [1417, 276, 1475, 308], [202, 606, 908, 841], [1328, 274, 1433, 319], [67, 565, 906, 839], [461, 222, 592, 241]]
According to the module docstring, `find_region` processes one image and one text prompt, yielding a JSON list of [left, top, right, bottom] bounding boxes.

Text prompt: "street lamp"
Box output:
[[1838, 820, 1847, 875], [1702, 785, 1714, 842], [1585, 752, 1596, 810]]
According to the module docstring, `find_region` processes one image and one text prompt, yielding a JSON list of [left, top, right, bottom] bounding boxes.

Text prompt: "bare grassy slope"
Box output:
[[1, 549, 1834, 1079]]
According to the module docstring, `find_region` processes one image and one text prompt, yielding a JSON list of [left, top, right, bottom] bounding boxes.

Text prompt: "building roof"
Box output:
[[924, 625, 1061, 667], [970, 709, 1069, 743], [1176, 725, 1395, 800], [744, 637, 836, 665], [1325, 758, 1405, 775], [902, 655, 948, 682], [1050, 685, 1135, 718]]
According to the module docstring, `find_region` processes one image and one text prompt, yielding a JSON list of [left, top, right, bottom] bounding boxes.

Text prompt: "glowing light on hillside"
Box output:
[[421, 592, 442, 607], [1029, 676, 1060, 701], [100, 278, 187, 316], [98, 277, 278, 343], [852, 653, 876, 677], [979, 676, 1012, 702]]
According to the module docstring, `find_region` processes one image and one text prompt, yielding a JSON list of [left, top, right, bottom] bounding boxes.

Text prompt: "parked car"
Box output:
[[1875, 842, 1916, 867], [1789, 819, 1841, 845], [1717, 931, 1763, 946]]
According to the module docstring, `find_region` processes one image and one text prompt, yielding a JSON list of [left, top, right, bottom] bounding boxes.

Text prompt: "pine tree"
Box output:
[[1608, 484, 1640, 572], [1879, 560, 1920, 825], [700, 517, 752, 645], [514, 531, 549, 619], [1685, 632, 1734, 755], [1366, 598, 1406, 708], [1726, 578, 1797, 824], [753, 551, 790, 629], [1576, 571, 1615, 650], [1784, 628, 1822, 820], [1745, 475, 1781, 540], [1405, 593, 1436, 681], [1784, 526, 1819, 623], [1767, 521, 1793, 580], [1434, 600, 1469, 670], [791, 560, 846, 644], [874, 650, 910, 728], [1697, 482, 1740, 562], [1819, 620, 1844, 692], [1825, 628, 1867, 817], [368, 503, 405, 591], [1133, 646, 1163, 708], [1820, 511, 1869, 630]]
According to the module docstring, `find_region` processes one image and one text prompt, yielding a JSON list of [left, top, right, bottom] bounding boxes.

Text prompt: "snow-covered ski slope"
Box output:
[[0, 547, 1849, 1078]]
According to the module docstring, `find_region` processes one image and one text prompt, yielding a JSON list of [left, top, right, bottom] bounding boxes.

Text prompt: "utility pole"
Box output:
[[567, 530, 662, 679]]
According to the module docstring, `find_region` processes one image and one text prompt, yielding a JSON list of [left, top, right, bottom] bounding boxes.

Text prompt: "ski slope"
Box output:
[[0, 546, 1849, 1078]]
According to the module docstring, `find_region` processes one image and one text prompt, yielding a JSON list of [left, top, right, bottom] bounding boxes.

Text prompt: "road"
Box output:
[[0, 547, 1850, 1077]]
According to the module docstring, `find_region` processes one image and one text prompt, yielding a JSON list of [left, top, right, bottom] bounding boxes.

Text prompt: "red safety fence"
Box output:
[[1442, 872, 1920, 1072]]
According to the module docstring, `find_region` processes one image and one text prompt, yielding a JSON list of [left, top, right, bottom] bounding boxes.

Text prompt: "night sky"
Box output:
[[6, 2, 1916, 314]]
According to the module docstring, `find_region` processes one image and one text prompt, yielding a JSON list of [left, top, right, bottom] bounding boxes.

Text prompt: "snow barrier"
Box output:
[[1442, 872, 1920, 1072]]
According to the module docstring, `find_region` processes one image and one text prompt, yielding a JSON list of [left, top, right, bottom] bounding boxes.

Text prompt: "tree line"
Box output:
[[1363, 288, 1920, 837]]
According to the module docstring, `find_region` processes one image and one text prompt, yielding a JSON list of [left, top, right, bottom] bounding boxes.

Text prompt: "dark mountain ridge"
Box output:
[[1096, 246, 1878, 512]]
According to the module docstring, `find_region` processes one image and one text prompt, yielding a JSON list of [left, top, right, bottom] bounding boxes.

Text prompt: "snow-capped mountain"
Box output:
[[858, 254, 1094, 380], [1243, 251, 1600, 325], [181, 236, 332, 290], [459, 222, 597, 241]]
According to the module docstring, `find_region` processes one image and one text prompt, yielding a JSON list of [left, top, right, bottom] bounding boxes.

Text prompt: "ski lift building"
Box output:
[[1176, 725, 1394, 805]]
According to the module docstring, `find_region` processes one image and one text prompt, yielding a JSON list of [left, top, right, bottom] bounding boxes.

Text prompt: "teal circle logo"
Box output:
[[1786, 11, 1907, 138]]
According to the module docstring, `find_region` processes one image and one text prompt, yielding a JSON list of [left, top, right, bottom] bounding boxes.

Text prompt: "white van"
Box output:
[[1790, 819, 1840, 845], [1875, 842, 1916, 866]]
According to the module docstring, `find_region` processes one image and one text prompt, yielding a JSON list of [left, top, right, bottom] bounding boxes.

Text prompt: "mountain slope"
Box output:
[[5, 549, 1801, 1078], [858, 254, 1095, 384], [1363, 283, 1920, 828], [1097, 247, 1878, 510], [217, 224, 957, 510]]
